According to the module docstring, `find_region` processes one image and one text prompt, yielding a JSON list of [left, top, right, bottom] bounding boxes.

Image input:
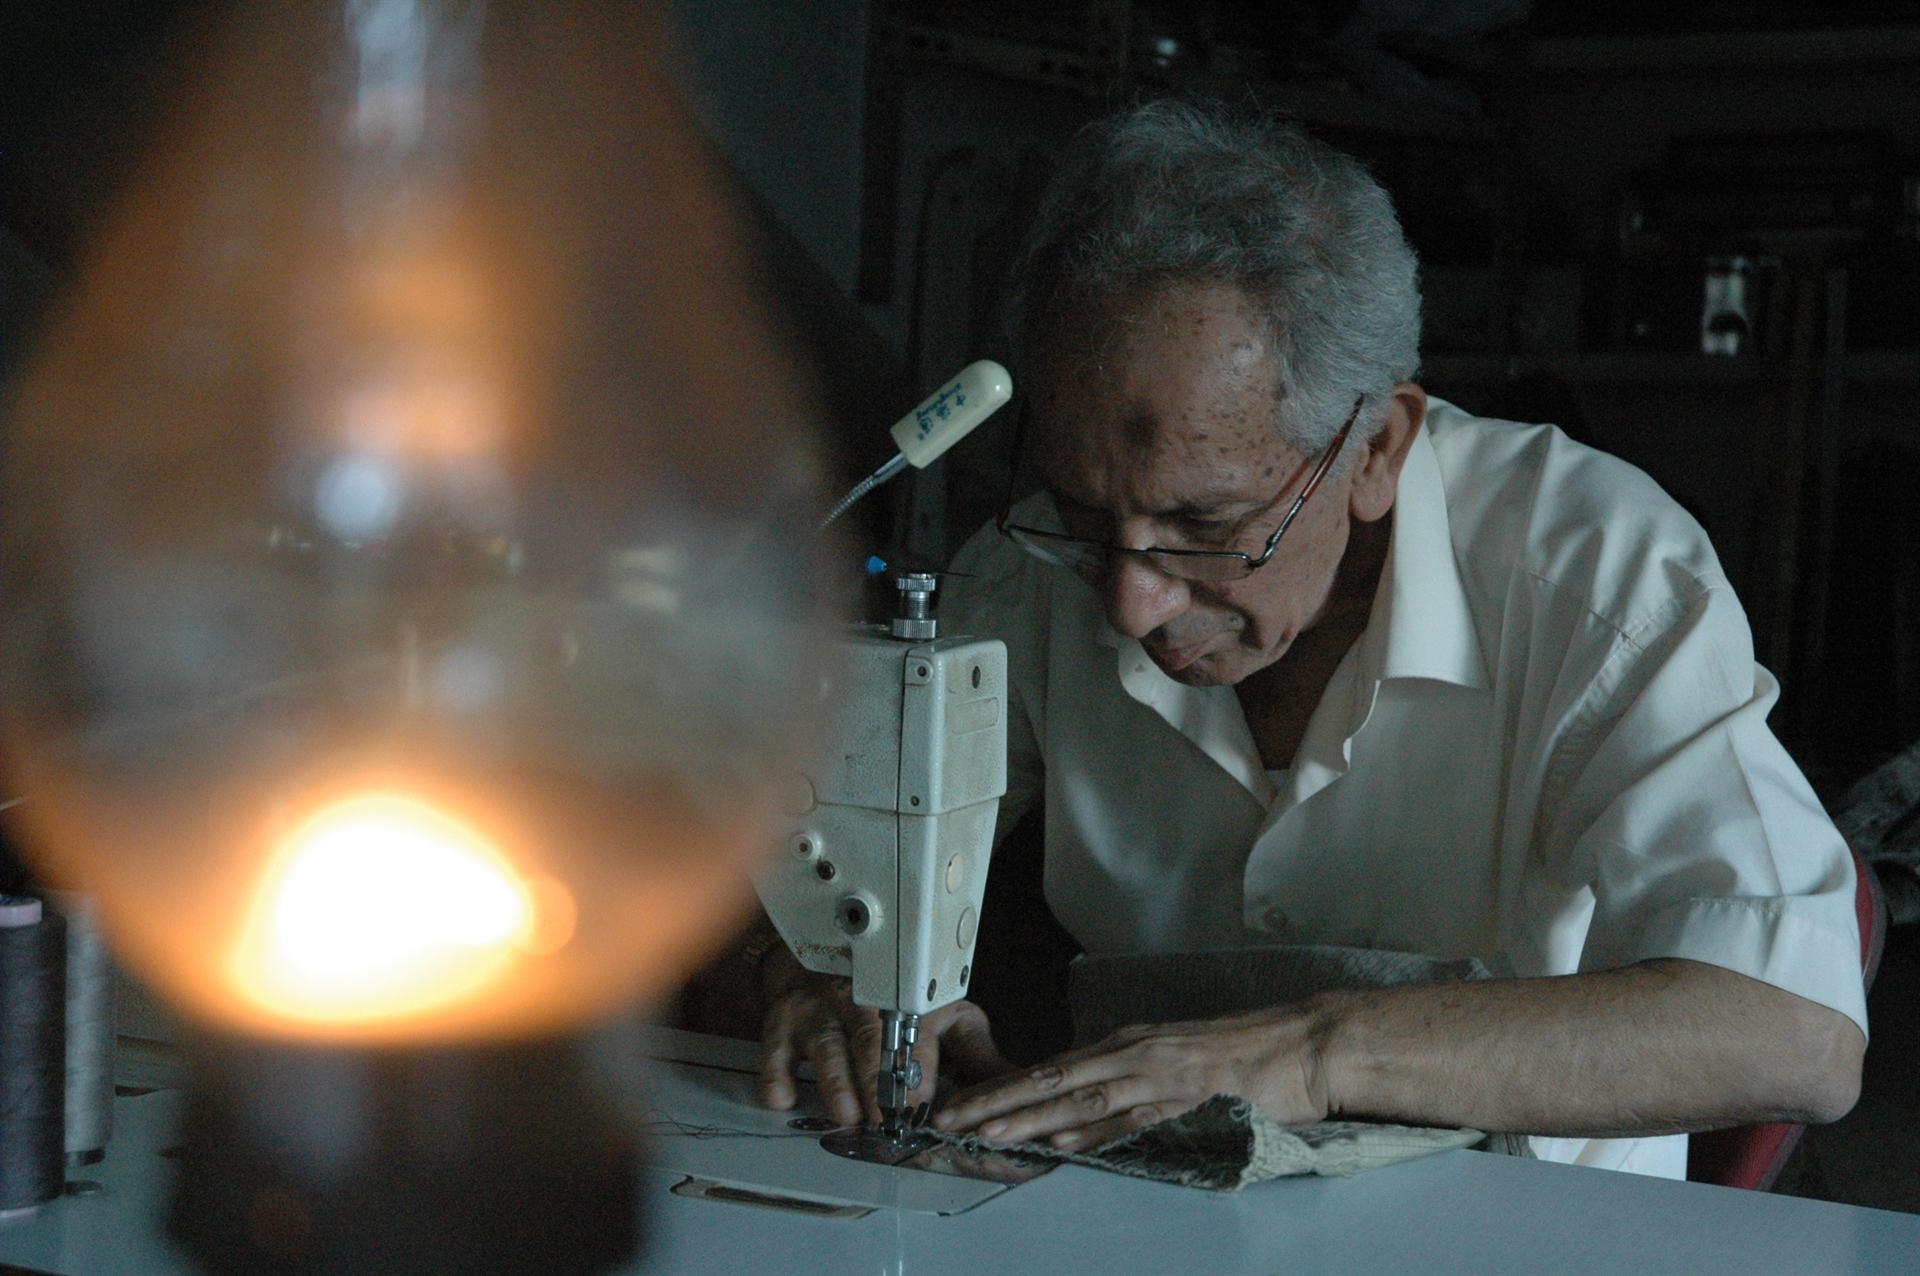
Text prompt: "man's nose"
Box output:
[[1102, 551, 1189, 640]]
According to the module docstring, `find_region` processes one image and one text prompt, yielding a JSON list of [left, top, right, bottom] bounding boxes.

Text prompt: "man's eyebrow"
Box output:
[[1043, 481, 1262, 521], [1162, 496, 1261, 520]]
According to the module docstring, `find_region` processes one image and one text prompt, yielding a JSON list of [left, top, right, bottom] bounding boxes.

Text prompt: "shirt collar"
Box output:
[[1353, 419, 1488, 691]]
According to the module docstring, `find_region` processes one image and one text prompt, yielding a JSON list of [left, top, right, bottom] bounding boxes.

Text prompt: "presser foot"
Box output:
[[817, 1102, 1055, 1186], [819, 1103, 935, 1166]]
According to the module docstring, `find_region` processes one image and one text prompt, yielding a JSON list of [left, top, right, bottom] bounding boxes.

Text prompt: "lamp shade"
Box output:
[[0, 0, 840, 1045]]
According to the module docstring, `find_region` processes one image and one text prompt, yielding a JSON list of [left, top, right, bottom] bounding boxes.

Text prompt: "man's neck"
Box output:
[[1233, 512, 1392, 765]]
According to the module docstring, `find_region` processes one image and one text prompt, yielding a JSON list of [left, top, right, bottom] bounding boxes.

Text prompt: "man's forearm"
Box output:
[[1314, 958, 1864, 1139]]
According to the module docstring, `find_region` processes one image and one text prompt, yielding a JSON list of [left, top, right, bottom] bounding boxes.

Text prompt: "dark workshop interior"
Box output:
[[2, 0, 1918, 1241]]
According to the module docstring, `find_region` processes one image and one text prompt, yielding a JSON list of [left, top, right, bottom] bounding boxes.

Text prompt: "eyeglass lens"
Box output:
[[1005, 527, 1251, 582]]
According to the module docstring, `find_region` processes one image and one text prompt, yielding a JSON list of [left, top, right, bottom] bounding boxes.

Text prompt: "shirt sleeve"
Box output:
[[1545, 580, 1868, 1037], [943, 521, 1046, 850]]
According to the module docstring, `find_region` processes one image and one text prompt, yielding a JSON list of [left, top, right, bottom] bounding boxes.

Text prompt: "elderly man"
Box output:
[[756, 101, 1866, 1178]]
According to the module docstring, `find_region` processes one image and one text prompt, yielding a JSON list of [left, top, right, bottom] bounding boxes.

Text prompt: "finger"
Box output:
[[965, 1072, 1163, 1146], [759, 995, 802, 1111], [934, 1051, 1132, 1133], [847, 1009, 886, 1126], [803, 1020, 864, 1126], [1047, 1100, 1172, 1152], [908, 1034, 941, 1108], [935, 1061, 1069, 1131]]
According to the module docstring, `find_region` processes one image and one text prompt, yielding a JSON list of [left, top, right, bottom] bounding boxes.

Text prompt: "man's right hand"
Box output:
[[757, 945, 1012, 1127]]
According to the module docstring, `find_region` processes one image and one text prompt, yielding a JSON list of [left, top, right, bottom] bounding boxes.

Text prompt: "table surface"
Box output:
[[4, 1033, 1919, 1276]]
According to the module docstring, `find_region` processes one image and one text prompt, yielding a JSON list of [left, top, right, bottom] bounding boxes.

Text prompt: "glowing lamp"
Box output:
[[231, 793, 558, 1024], [0, 3, 839, 1273]]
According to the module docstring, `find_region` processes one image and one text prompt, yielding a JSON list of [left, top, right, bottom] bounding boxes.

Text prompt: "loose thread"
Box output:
[[632, 1108, 820, 1142]]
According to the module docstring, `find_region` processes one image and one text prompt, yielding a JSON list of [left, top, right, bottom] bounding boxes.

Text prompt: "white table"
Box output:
[[4, 1030, 1918, 1276]]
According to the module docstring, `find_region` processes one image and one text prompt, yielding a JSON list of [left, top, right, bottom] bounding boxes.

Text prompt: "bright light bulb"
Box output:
[[231, 793, 550, 1024]]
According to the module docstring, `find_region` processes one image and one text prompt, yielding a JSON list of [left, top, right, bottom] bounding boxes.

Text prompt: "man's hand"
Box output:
[[933, 1007, 1333, 1150], [757, 946, 1013, 1126]]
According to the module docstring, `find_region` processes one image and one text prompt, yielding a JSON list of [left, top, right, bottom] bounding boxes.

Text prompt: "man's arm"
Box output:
[[1320, 957, 1862, 1136], [934, 957, 1863, 1148]]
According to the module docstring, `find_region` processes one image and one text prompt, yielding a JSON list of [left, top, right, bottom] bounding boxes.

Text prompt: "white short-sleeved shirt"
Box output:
[[944, 400, 1867, 1179]]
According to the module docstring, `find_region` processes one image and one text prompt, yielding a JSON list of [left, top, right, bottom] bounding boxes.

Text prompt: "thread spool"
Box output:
[[45, 890, 115, 1166], [0, 894, 66, 1222]]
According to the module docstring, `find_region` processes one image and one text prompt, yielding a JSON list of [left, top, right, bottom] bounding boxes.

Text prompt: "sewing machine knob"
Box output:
[[890, 572, 939, 640]]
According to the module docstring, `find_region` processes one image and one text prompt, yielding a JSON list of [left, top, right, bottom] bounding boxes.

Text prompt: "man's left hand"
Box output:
[[932, 1007, 1332, 1150]]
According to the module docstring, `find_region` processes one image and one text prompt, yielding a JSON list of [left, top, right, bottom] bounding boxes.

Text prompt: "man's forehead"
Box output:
[[1033, 388, 1277, 467], [1035, 282, 1275, 379], [1030, 389, 1297, 517], [1029, 310, 1295, 491], [1013, 280, 1313, 514], [1037, 279, 1283, 405]]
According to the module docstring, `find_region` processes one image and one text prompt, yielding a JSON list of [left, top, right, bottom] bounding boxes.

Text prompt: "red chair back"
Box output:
[[1686, 846, 1886, 1190]]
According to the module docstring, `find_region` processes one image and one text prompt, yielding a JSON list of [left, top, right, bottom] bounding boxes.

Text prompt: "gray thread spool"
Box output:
[[45, 891, 115, 1166], [0, 894, 65, 1222]]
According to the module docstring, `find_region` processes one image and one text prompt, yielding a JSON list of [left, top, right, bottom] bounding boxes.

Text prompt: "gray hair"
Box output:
[[1007, 100, 1422, 457]]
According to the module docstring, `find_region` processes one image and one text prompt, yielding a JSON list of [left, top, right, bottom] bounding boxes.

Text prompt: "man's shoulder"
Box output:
[[943, 498, 1054, 640], [1425, 400, 1730, 643]]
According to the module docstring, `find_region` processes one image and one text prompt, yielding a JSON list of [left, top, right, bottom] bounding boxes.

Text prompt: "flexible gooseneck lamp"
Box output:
[[0, 4, 839, 1273]]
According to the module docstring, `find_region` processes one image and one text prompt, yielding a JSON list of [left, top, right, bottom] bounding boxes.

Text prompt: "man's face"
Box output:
[[1029, 280, 1358, 688]]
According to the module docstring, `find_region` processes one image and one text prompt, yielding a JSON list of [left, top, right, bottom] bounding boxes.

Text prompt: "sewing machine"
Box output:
[[754, 570, 1007, 1137], [755, 361, 1013, 1138]]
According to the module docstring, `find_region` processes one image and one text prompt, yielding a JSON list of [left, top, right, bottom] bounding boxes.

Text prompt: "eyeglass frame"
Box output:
[[994, 393, 1365, 583]]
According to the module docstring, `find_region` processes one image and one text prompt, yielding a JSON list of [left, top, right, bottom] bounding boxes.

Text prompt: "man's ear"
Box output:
[[1348, 383, 1426, 524]]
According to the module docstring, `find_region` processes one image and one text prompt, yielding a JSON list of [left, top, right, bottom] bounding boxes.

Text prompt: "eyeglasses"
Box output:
[[996, 395, 1363, 583]]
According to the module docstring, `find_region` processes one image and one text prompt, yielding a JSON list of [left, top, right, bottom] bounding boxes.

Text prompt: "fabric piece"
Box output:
[[943, 401, 1868, 1179], [1834, 739, 1920, 925], [928, 1094, 1482, 1191]]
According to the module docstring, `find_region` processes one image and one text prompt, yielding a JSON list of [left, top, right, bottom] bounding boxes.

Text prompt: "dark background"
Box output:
[[3, 0, 1916, 1213]]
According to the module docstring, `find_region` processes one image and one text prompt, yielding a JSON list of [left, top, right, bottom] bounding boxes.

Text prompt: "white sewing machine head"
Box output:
[[754, 571, 1006, 1130]]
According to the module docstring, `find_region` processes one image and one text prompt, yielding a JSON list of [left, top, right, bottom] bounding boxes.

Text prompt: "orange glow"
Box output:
[[334, 359, 507, 459], [328, 241, 515, 460], [230, 793, 567, 1024]]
